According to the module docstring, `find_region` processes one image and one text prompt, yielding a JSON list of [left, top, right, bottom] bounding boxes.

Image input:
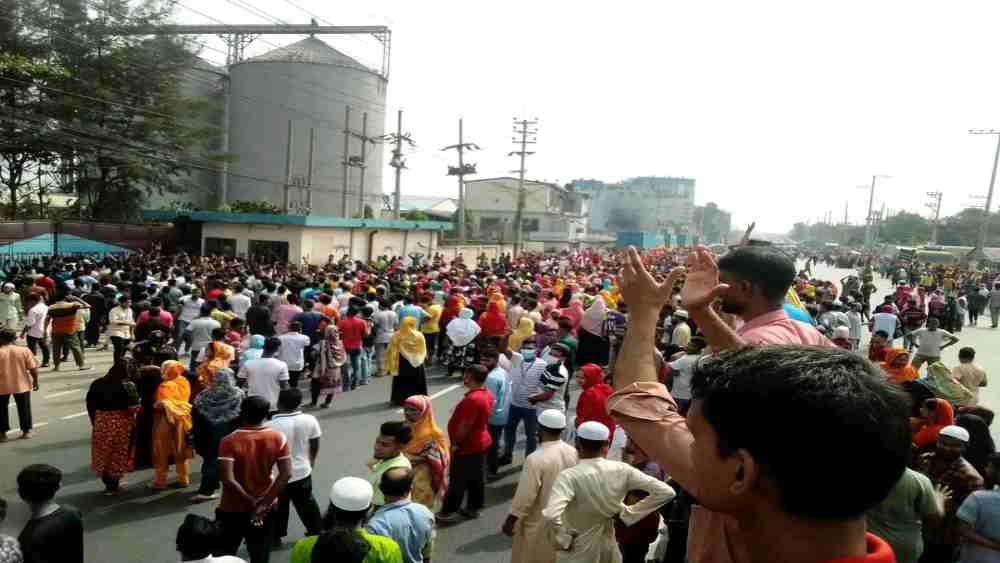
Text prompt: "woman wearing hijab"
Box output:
[[150, 360, 193, 490], [194, 339, 235, 393], [912, 397, 955, 452], [576, 298, 610, 366], [924, 361, 976, 406], [387, 317, 429, 406], [560, 299, 585, 332], [574, 363, 616, 435], [507, 317, 535, 353], [880, 348, 919, 385], [478, 302, 508, 339], [86, 362, 141, 495], [191, 367, 243, 502], [312, 325, 346, 408], [402, 395, 451, 509], [445, 308, 480, 373], [240, 334, 265, 364], [956, 413, 996, 477]]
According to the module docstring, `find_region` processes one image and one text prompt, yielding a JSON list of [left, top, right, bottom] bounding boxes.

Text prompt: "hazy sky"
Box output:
[[179, 1, 1000, 233]]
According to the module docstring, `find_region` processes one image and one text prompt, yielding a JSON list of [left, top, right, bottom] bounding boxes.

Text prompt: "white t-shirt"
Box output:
[[910, 328, 955, 357], [668, 354, 700, 400], [268, 411, 322, 482], [25, 302, 48, 339], [872, 312, 898, 338], [277, 333, 311, 371], [178, 295, 204, 322], [238, 357, 290, 410], [228, 293, 252, 320]]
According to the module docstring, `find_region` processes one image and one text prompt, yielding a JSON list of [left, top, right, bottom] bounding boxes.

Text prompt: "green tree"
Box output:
[[28, 0, 223, 221], [877, 212, 932, 244]]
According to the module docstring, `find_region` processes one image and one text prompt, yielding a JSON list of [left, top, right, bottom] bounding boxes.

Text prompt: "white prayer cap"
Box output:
[[832, 326, 850, 340], [2, 283, 13, 290], [538, 409, 567, 430], [329, 477, 373, 511], [939, 425, 970, 443], [577, 421, 610, 442]]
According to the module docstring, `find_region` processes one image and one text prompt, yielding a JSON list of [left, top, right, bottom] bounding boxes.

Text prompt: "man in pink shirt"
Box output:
[[608, 245, 831, 563]]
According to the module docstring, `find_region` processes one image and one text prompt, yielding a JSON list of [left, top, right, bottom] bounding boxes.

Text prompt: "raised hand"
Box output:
[[679, 246, 730, 311], [619, 247, 684, 312]]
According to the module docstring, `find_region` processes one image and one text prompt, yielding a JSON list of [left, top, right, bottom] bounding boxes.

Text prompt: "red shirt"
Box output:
[[824, 534, 895, 563], [337, 316, 367, 350], [217, 427, 291, 513], [447, 387, 494, 454], [137, 310, 174, 328], [34, 276, 55, 299], [207, 289, 225, 301]]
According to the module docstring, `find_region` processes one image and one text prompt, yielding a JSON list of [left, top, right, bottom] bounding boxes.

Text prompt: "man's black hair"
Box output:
[[379, 466, 414, 498], [264, 336, 282, 354], [239, 396, 271, 425], [176, 514, 223, 560], [379, 421, 413, 445], [691, 345, 909, 519], [17, 464, 62, 503], [464, 364, 488, 384], [959, 347, 976, 361], [278, 388, 303, 410], [314, 513, 372, 562], [717, 246, 796, 302]]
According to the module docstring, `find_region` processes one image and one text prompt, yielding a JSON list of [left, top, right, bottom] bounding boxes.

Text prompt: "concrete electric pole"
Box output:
[[383, 109, 415, 219], [862, 175, 890, 247], [442, 119, 480, 243], [925, 191, 943, 245], [510, 118, 538, 256], [969, 129, 1000, 259]]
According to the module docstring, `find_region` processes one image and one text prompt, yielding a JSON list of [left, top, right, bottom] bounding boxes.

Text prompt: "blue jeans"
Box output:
[[503, 405, 539, 459], [174, 320, 190, 351], [199, 454, 219, 495], [343, 349, 362, 391], [360, 347, 374, 385]]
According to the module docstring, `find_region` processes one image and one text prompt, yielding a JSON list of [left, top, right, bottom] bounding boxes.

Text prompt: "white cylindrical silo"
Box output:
[[227, 36, 387, 217]]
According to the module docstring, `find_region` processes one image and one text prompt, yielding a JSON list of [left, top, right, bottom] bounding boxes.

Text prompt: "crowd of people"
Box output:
[[0, 243, 997, 563]]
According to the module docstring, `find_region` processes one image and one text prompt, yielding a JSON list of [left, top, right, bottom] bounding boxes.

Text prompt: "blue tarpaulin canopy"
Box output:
[[0, 233, 134, 255]]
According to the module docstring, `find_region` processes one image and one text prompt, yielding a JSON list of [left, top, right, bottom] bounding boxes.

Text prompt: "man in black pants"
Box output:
[[216, 396, 292, 563], [268, 389, 323, 546]]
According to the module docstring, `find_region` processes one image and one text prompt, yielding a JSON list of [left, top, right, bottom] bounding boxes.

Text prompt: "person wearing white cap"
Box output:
[[542, 421, 675, 562], [671, 309, 691, 349], [915, 424, 985, 563], [503, 409, 578, 563], [0, 283, 20, 331], [290, 476, 403, 563]]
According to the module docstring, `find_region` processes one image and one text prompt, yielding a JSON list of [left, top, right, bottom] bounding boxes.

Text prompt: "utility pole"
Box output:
[[862, 175, 890, 247], [283, 120, 294, 213], [510, 118, 538, 256], [383, 109, 415, 219], [442, 118, 480, 243], [969, 129, 1000, 259], [925, 191, 943, 245], [341, 106, 351, 217]]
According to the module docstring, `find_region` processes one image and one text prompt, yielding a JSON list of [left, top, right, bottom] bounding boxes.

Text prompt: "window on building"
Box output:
[[204, 237, 236, 256], [522, 218, 540, 232], [248, 239, 289, 262]]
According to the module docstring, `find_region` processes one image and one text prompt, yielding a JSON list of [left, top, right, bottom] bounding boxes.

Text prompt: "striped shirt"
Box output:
[[536, 363, 569, 412], [509, 352, 550, 409]]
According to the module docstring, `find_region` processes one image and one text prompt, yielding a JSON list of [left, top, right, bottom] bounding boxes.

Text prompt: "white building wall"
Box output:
[[201, 223, 305, 261]]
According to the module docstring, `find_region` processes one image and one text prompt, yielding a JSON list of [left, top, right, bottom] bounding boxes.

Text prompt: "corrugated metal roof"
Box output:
[[0, 234, 134, 255], [245, 37, 373, 73]]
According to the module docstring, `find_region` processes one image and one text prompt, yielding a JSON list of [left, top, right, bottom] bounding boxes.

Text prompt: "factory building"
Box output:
[[573, 177, 698, 245], [149, 35, 387, 218]]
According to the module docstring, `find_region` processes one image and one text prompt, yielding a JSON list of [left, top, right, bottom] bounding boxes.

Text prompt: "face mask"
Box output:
[[522, 350, 535, 362]]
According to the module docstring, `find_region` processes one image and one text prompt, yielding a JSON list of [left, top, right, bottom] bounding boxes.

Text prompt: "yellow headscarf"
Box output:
[[156, 360, 192, 432], [487, 290, 507, 315], [386, 317, 428, 375], [599, 289, 617, 309], [508, 317, 536, 352]]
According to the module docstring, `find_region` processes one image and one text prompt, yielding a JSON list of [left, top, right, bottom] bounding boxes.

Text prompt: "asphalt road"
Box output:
[[0, 260, 997, 562]]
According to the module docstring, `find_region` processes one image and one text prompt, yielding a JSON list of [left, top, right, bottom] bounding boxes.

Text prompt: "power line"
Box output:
[[510, 118, 538, 255]]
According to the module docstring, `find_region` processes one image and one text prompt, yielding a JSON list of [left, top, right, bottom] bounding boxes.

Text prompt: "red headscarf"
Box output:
[[574, 363, 616, 435], [479, 302, 508, 338], [913, 398, 955, 449]]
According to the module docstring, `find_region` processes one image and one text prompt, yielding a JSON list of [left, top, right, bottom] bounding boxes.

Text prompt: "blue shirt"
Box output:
[[366, 500, 435, 563], [291, 311, 329, 341], [485, 366, 512, 426], [957, 489, 1000, 563], [398, 304, 428, 325], [784, 302, 815, 325]]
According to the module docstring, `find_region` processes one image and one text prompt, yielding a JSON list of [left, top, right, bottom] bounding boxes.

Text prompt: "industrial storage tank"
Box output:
[[227, 36, 387, 217]]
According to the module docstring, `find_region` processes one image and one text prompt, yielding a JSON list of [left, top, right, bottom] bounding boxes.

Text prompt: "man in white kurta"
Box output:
[[504, 409, 578, 563], [542, 421, 675, 563]]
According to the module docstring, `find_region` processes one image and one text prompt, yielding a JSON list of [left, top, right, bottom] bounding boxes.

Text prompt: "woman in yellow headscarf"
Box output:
[[388, 317, 429, 405], [508, 316, 535, 352], [194, 340, 235, 394], [487, 289, 507, 315], [402, 395, 451, 509], [150, 360, 193, 490]]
